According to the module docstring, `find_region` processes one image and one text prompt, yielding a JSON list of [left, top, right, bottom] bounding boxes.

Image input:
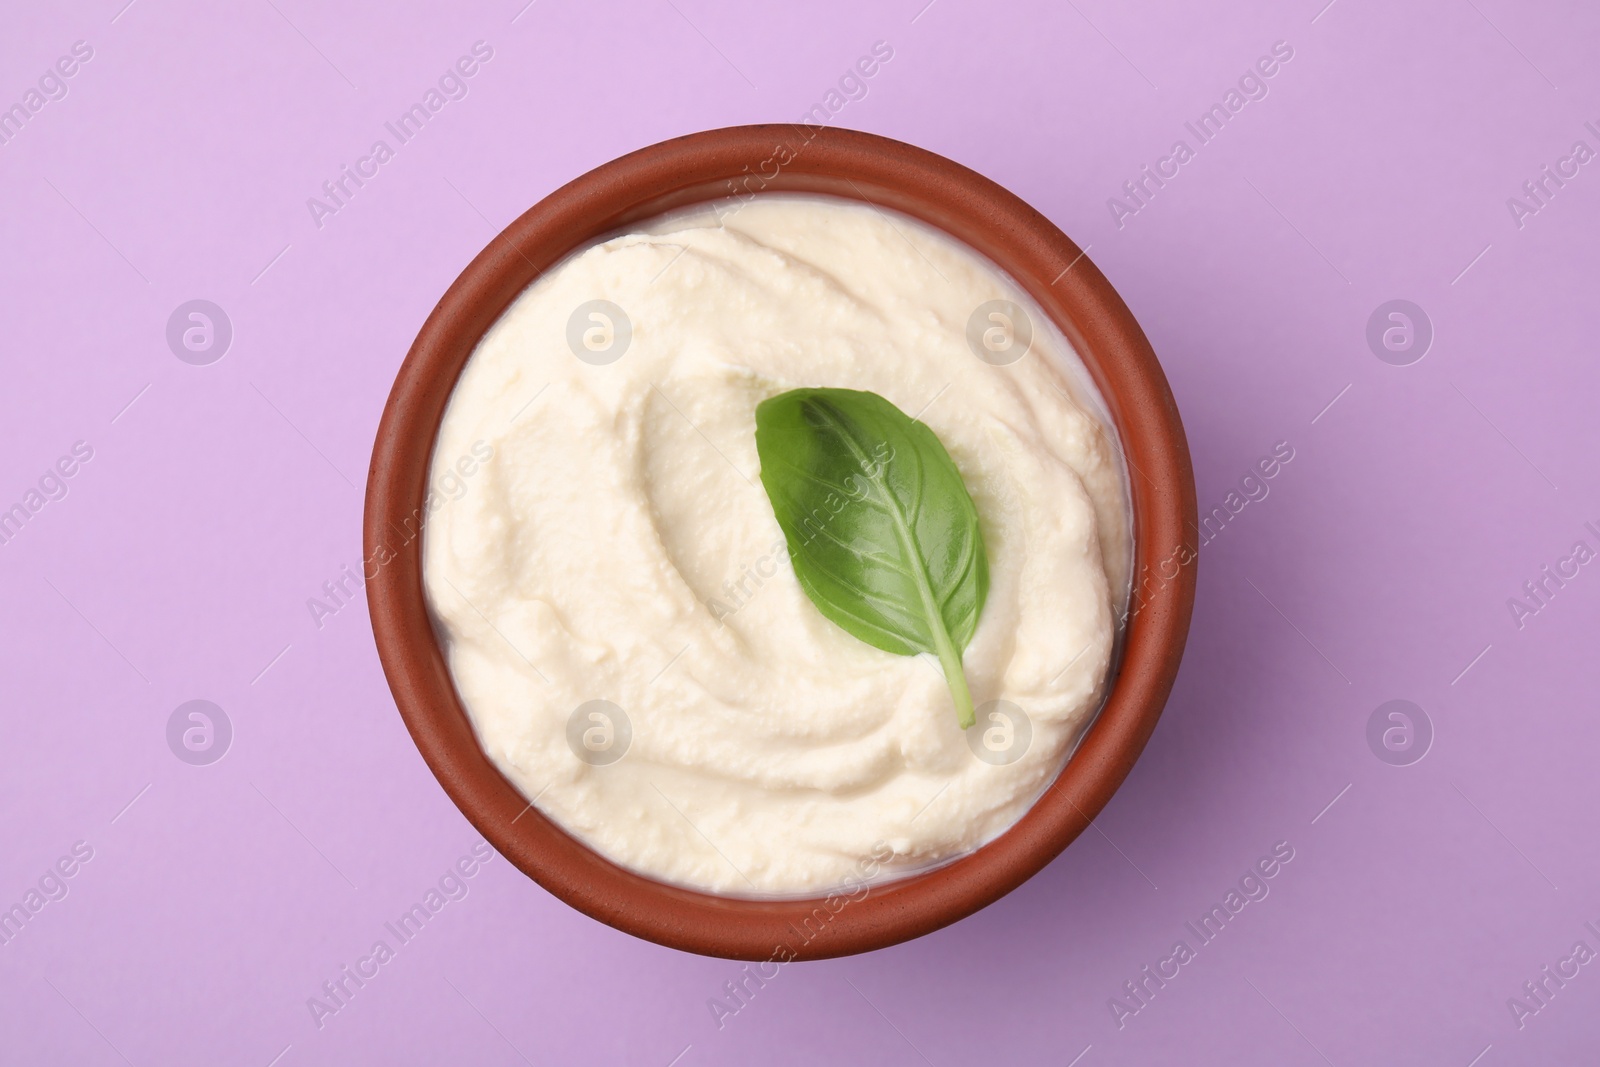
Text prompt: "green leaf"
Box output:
[[754, 387, 989, 729]]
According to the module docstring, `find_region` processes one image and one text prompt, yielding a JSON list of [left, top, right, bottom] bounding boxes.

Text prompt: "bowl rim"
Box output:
[[364, 123, 1197, 961]]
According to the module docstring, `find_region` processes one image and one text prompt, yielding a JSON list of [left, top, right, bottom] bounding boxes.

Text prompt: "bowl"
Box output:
[[365, 124, 1196, 960]]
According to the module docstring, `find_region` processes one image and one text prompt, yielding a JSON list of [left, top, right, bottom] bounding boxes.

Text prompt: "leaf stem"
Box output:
[[932, 629, 977, 729], [884, 480, 977, 730]]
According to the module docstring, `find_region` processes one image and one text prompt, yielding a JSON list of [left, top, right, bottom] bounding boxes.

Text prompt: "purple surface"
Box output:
[[1, 0, 1596, 1063]]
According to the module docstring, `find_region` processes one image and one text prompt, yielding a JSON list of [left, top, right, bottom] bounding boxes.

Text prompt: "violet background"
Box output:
[[2, 0, 1597, 1063]]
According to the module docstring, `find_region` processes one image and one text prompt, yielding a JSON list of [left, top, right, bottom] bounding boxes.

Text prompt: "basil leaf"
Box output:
[[754, 387, 989, 729]]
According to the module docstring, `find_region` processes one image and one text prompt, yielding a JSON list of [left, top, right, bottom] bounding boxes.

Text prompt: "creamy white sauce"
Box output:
[[424, 194, 1130, 896]]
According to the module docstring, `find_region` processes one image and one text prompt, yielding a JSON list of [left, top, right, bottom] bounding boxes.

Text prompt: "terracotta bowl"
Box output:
[[365, 124, 1196, 961]]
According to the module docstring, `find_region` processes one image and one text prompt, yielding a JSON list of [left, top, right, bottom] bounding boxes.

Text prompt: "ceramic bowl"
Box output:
[[365, 124, 1196, 960]]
